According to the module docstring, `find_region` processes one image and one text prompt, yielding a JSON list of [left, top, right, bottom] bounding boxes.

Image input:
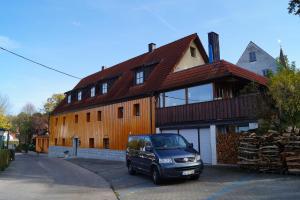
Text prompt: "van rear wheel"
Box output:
[[128, 163, 136, 175], [152, 167, 161, 185]]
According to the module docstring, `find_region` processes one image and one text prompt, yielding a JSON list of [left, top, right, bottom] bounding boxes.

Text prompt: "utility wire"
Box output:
[[0, 46, 82, 80]]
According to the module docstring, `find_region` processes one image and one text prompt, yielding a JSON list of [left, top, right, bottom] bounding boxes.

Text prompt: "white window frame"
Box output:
[[102, 82, 108, 94], [136, 71, 144, 85], [91, 87, 95, 97], [78, 91, 82, 101], [67, 95, 71, 103]]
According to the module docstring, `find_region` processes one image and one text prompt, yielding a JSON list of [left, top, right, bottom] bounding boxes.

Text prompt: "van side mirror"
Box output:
[[188, 143, 193, 148], [145, 146, 153, 152]]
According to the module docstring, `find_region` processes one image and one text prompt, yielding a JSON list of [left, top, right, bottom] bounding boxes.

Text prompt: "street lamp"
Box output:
[[0, 128, 5, 149]]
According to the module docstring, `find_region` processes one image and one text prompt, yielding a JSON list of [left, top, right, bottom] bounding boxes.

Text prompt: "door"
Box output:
[[139, 136, 155, 174], [179, 129, 199, 153], [199, 128, 212, 164]]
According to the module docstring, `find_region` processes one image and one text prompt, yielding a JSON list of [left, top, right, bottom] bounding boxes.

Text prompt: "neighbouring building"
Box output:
[[49, 32, 267, 164], [236, 41, 278, 76]]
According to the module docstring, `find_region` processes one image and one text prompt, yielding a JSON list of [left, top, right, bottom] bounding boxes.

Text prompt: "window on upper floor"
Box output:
[[97, 111, 102, 121], [133, 103, 140, 116], [55, 118, 58, 126], [102, 82, 108, 94], [187, 84, 213, 103], [86, 112, 90, 122], [89, 138, 94, 148], [63, 116, 66, 126], [164, 89, 186, 107], [78, 91, 82, 101], [62, 138, 66, 146], [91, 86, 95, 97], [54, 138, 58, 145], [262, 69, 271, 77], [135, 70, 144, 85], [118, 107, 124, 118], [75, 114, 78, 123], [67, 95, 71, 103], [190, 47, 196, 57], [249, 51, 256, 62]]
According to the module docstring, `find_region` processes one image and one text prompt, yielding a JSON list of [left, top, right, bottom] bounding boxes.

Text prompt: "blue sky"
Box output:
[[0, 0, 299, 114]]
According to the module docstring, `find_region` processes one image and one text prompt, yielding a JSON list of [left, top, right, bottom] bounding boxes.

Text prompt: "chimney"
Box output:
[[208, 32, 220, 63], [101, 66, 105, 71], [148, 43, 156, 52]]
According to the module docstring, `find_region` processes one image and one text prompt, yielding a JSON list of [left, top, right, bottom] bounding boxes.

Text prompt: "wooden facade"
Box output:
[[49, 97, 155, 150], [156, 94, 258, 127], [35, 135, 49, 153]]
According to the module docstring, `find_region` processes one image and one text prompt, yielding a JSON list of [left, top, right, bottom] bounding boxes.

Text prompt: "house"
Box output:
[[49, 32, 267, 164], [236, 41, 278, 76]]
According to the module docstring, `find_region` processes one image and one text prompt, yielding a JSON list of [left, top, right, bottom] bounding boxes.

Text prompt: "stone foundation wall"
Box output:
[[48, 146, 125, 161]]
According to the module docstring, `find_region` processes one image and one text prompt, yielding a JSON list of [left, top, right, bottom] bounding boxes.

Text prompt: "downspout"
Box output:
[[150, 95, 153, 134]]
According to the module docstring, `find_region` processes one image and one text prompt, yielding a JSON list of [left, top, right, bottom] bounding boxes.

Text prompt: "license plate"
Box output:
[[182, 170, 195, 175]]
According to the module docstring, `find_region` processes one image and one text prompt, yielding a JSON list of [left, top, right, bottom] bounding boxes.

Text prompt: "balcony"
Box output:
[[155, 94, 259, 126]]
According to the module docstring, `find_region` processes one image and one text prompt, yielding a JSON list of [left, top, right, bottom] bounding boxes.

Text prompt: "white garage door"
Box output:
[[199, 128, 212, 164], [179, 129, 199, 153], [161, 130, 178, 134]]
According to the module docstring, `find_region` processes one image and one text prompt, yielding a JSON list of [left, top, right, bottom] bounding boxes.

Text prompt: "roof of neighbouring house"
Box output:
[[52, 34, 267, 114]]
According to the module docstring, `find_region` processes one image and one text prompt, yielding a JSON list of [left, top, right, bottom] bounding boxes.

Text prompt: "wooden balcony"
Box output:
[[155, 94, 259, 126]]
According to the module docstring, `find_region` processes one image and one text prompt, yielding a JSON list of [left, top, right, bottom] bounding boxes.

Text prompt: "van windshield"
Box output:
[[151, 134, 188, 150]]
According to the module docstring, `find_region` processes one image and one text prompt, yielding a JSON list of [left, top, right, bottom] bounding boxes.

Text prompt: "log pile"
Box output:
[[217, 132, 239, 164], [282, 134, 300, 174], [237, 132, 260, 170]]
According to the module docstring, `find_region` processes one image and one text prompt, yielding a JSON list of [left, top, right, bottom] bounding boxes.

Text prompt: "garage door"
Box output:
[[199, 128, 212, 164], [179, 129, 199, 153], [161, 130, 178, 134]]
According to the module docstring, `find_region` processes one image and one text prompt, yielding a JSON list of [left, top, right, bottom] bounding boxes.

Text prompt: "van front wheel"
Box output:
[[152, 167, 161, 185], [128, 163, 136, 175]]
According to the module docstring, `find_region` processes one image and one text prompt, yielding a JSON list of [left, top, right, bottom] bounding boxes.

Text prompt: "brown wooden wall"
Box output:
[[35, 136, 49, 153], [156, 94, 258, 126], [49, 97, 155, 150]]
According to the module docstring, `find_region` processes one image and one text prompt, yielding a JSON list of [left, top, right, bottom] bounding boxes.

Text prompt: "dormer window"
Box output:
[[135, 70, 144, 85], [102, 82, 108, 94], [67, 95, 71, 103], [78, 91, 82, 101], [91, 87, 95, 97], [249, 51, 256, 62]]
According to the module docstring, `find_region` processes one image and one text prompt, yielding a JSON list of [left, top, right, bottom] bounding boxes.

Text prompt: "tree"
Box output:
[[288, 0, 300, 16], [43, 93, 65, 114], [0, 113, 11, 130], [21, 103, 36, 116]]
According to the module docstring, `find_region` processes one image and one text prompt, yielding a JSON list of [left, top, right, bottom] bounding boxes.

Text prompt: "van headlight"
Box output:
[[159, 158, 173, 164], [195, 155, 201, 161]]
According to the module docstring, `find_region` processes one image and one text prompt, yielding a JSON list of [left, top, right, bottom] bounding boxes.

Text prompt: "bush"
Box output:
[[0, 149, 10, 171]]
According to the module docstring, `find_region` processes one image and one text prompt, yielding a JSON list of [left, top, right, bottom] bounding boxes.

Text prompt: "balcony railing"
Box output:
[[155, 94, 259, 126]]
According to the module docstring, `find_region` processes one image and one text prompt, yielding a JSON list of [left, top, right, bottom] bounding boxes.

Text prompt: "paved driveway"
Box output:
[[0, 153, 117, 200], [69, 158, 300, 200]]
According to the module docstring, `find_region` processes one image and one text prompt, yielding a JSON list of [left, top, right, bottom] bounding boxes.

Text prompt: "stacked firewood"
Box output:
[[282, 133, 300, 174], [217, 132, 239, 164], [238, 132, 260, 170]]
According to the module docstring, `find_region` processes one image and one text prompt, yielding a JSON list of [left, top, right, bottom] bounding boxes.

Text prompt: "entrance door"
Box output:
[[72, 138, 79, 156], [199, 128, 212, 164], [179, 129, 199, 153]]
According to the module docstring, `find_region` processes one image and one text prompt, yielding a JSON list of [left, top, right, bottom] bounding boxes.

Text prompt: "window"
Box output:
[[164, 89, 186, 107], [236, 125, 250, 133], [118, 107, 124, 118], [63, 117, 66, 126], [97, 111, 102, 121], [89, 138, 94, 148], [67, 95, 71, 103], [55, 118, 58, 126], [187, 84, 213, 103], [133, 103, 140, 116], [135, 71, 144, 85], [86, 112, 90, 122], [262, 69, 270, 77], [62, 138, 66, 146], [190, 47, 196, 57], [78, 91, 82, 101], [75, 114, 78, 123], [91, 87, 95, 97], [249, 51, 256, 62], [102, 82, 108, 94], [103, 138, 109, 149], [54, 138, 58, 145]]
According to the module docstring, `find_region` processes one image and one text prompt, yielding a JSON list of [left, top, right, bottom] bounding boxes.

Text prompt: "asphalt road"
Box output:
[[0, 153, 117, 200], [69, 158, 300, 200]]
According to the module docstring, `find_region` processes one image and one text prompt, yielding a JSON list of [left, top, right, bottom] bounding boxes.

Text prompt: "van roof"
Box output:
[[128, 133, 178, 137]]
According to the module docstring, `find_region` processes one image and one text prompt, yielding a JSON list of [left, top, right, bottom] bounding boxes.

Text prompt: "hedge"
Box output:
[[0, 149, 10, 171]]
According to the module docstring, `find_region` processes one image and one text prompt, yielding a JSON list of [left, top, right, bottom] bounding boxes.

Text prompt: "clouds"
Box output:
[[0, 35, 20, 49]]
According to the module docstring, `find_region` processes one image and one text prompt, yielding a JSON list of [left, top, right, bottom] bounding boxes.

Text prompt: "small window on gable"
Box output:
[[97, 111, 102, 121], [135, 71, 144, 85], [118, 107, 124, 118], [103, 138, 109, 149], [86, 112, 90, 122], [102, 82, 108, 94], [78, 91, 82, 101], [190, 47, 196, 57], [249, 51, 256, 62], [63, 116, 66, 126], [75, 114, 78, 123], [133, 103, 140, 116], [91, 87, 95, 97], [67, 95, 71, 103]]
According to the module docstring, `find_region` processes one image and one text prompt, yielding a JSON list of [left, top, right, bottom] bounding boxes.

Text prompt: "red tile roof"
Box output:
[[52, 34, 267, 114]]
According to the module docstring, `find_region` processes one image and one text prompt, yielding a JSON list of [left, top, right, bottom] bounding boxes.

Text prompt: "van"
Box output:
[[126, 133, 204, 184]]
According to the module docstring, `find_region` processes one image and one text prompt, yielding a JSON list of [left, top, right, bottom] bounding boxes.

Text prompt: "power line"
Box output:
[[0, 46, 82, 80]]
